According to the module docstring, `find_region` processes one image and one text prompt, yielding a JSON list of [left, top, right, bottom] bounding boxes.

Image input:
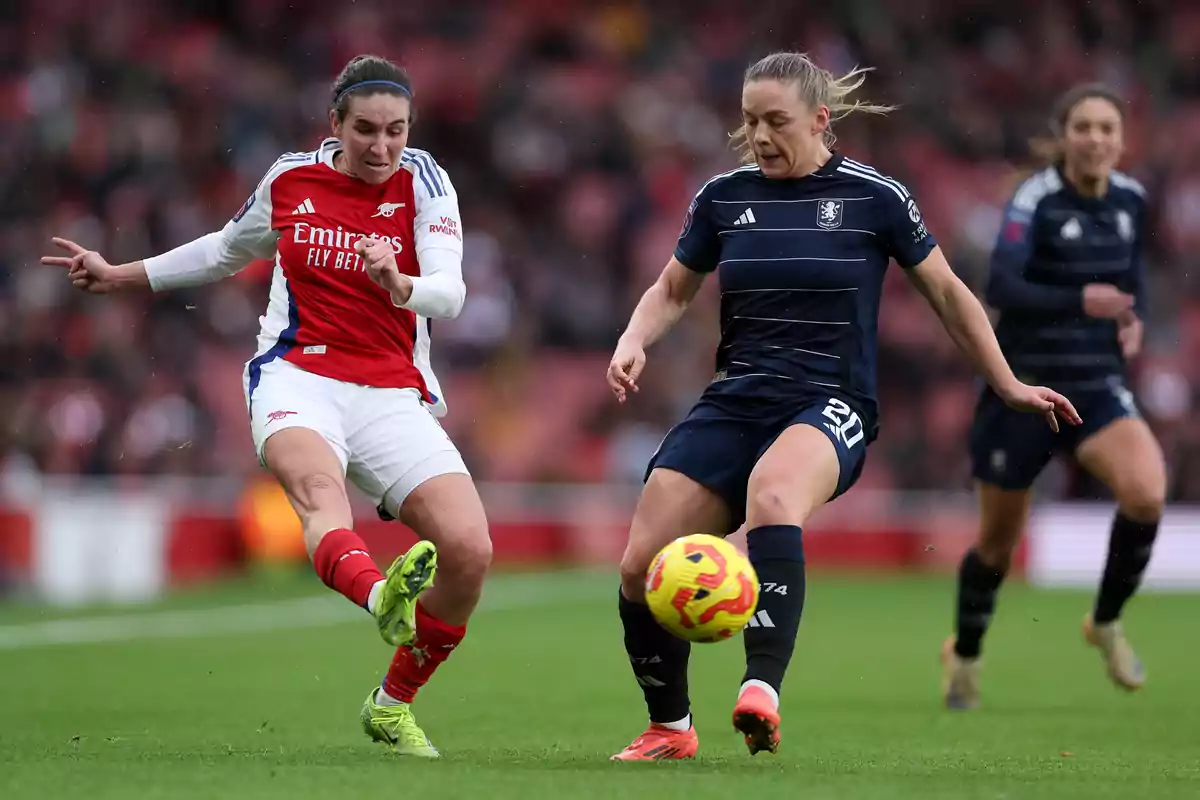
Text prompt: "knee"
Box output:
[[976, 522, 1023, 572], [747, 483, 812, 528], [288, 472, 348, 510], [1118, 480, 1166, 524], [437, 527, 493, 589], [974, 541, 1016, 573], [619, 549, 653, 603]]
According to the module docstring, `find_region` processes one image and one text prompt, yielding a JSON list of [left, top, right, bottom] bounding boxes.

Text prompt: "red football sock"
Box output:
[[311, 528, 383, 610], [382, 602, 467, 703]]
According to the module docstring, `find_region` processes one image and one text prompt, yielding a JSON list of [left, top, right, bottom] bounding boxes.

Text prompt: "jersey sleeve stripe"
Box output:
[[1111, 171, 1146, 196], [412, 150, 447, 196], [1012, 168, 1062, 212], [840, 159, 910, 199], [401, 153, 438, 197], [835, 164, 907, 201], [402, 148, 448, 197]]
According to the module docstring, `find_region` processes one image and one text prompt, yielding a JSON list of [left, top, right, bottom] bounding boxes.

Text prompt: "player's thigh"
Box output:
[[746, 401, 863, 530], [247, 360, 352, 532], [1075, 410, 1166, 523], [620, 468, 735, 601], [969, 388, 1055, 492], [974, 481, 1033, 569]]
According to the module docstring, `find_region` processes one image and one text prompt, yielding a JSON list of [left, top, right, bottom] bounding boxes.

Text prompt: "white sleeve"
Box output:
[[394, 153, 465, 319], [143, 167, 282, 292]]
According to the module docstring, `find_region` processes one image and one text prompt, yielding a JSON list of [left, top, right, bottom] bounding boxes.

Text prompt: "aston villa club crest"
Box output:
[[816, 199, 843, 229]]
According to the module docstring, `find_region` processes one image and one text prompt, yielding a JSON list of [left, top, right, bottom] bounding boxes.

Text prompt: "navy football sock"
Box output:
[[1093, 513, 1159, 624], [619, 588, 692, 724], [953, 548, 1006, 659], [741, 525, 806, 696]]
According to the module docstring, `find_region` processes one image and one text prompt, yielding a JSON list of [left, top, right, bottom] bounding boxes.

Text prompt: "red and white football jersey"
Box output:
[[224, 138, 463, 416]]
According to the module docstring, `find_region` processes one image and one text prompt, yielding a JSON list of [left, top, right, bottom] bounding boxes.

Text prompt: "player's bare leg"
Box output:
[[1076, 417, 1165, 691], [733, 423, 838, 756], [365, 472, 490, 757], [264, 428, 356, 556], [944, 483, 1029, 710], [611, 468, 731, 762], [396, 473, 491, 625], [264, 428, 428, 646]]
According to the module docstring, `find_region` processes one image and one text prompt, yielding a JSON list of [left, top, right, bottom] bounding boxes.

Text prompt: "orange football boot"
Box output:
[[610, 723, 699, 761], [732, 684, 780, 755]]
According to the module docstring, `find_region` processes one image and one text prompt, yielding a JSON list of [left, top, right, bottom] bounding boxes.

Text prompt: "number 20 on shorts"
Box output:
[[821, 398, 864, 449]]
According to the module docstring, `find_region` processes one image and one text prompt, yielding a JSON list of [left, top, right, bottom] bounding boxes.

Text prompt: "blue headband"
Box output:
[[335, 80, 412, 105]]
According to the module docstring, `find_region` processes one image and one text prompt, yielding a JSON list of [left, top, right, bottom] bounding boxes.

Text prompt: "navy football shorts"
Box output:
[[646, 392, 871, 527], [969, 378, 1140, 490]]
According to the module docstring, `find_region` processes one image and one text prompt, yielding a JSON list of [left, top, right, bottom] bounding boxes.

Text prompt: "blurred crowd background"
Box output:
[[3, 0, 1200, 502]]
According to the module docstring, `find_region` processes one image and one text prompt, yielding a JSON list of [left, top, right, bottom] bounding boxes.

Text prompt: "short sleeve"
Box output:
[[881, 186, 937, 269], [673, 184, 721, 273]]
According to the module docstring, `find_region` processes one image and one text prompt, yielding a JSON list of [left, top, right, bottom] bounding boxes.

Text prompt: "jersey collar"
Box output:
[[815, 151, 845, 177]]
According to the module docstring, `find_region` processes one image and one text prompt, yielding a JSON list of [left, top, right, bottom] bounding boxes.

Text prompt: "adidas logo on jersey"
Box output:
[[733, 207, 757, 226], [292, 198, 315, 215]]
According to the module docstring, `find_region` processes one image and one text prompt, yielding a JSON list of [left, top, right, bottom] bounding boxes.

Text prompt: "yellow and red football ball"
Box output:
[[644, 534, 759, 643]]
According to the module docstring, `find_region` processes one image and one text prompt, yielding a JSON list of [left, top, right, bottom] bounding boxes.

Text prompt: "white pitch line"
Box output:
[[0, 572, 610, 651]]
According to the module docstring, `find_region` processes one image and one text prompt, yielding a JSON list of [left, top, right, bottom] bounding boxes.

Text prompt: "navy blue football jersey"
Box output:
[[986, 165, 1147, 393], [674, 154, 937, 437]]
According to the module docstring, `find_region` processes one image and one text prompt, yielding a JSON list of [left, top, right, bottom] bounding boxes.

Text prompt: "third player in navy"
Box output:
[[944, 84, 1169, 709]]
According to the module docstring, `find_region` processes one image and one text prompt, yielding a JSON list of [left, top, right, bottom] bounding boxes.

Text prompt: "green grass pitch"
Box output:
[[1, 569, 1197, 799]]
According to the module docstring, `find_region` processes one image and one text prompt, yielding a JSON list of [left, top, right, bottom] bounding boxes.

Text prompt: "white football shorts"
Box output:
[[243, 358, 469, 517]]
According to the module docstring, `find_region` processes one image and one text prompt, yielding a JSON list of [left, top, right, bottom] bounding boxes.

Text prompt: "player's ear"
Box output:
[[329, 107, 341, 136], [811, 105, 830, 138]]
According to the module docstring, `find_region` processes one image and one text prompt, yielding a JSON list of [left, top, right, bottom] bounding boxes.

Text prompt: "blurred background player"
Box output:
[[38, 54, 492, 757], [606, 52, 1079, 761], [945, 84, 1167, 709]]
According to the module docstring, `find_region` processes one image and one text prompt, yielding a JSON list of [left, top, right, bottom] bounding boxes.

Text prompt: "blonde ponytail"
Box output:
[[730, 52, 896, 163]]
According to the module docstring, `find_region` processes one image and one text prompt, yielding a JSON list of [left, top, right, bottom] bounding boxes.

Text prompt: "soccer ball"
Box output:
[[644, 534, 759, 643]]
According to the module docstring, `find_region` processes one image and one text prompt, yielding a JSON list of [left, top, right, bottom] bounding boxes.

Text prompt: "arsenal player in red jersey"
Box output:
[[40, 55, 490, 757]]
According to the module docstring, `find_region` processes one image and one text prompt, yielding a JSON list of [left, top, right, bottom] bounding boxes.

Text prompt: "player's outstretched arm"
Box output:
[[44, 194, 279, 297], [49, 159, 290, 294], [41, 237, 151, 293], [906, 247, 1082, 432], [40, 224, 270, 294], [607, 257, 705, 403]]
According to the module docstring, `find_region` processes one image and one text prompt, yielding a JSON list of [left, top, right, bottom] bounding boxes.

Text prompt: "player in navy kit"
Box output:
[[943, 84, 1168, 708], [605, 52, 1080, 760]]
